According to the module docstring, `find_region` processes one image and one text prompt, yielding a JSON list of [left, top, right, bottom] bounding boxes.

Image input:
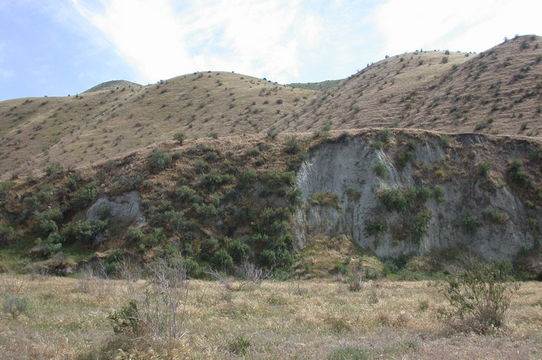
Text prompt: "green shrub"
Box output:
[[228, 335, 251, 355], [63, 220, 106, 244], [108, 300, 141, 335], [46, 232, 65, 246], [126, 226, 145, 244], [211, 249, 234, 270], [365, 220, 387, 236], [44, 162, 64, 178], [174, 185, 202, 204], [72, 182, 99, 210], [460, 212, 480, 235], [3, 295, 29, 319], [376, 129, 392, 143], [34, 218, 58, 237], [482, 207, 508, 224], [258, 170, 295, 188], [201, 237, 220, 257], [148, 148, 172, 174], [199, 170, 233, 189], [141, 228, 166, 249], [438, 260, 518, 334], [379, 188, 409, 212], [410, 209, 431, 243], [309, 191, 339, 208], [478, 161, 492, 177], [96, 203, 112, 220], [397, 151, 413, 168], [258, 249, 277, 268], [0, 180, 11, 203], [373, 162, 389, 178], [173, 131, 185, 145], [238, 170, 256, 188], [328, 346, 370, 360], [507, 159, 529, 185], [284, 137, 302, 154], [433, 185, 445, 203], [227, 239, 250, 262], [194, 159, 210, 173]]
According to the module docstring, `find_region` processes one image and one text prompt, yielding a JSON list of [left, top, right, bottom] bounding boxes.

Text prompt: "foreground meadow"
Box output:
[[1, 274, 541, 359]]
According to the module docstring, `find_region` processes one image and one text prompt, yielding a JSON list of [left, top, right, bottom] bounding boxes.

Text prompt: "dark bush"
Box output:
[[148, 148, 172, 174], [72, 182, 99, 210]]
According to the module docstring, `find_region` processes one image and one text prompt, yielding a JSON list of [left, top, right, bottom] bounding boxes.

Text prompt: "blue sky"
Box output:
[[0, 0, 541, 100]]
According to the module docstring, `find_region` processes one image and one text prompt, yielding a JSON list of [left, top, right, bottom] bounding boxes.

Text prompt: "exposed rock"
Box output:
[[23, 252, 77, 275], [86, 191, 145, 226], [294, 133, 540, 262], [28, 244, 50, 259], [517, 250, 542, 280]]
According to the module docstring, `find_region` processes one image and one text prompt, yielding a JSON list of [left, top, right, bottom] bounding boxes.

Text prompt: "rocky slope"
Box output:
[[294, 131, 541, 263], [1, 130, 540, 277]]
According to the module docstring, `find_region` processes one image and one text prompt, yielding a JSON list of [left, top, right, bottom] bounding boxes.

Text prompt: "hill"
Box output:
[[287, 79, 341, 92], [0, 72, 317, 177], [0, 129, 540, 278], [83, 80, 142, 93], [277, 35, 542, 138]]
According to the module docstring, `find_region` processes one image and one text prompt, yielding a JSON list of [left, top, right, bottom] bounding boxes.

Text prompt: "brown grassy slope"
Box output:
[[0, 71, 317, 177], [278, 35, 542, 138]]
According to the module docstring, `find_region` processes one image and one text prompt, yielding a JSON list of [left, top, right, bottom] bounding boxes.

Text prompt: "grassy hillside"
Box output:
[[0, 72, 317, 178], [278, 35, 542, 138]]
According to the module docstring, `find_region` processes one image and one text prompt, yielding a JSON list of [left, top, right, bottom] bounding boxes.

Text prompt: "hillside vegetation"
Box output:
[[0, 72, 316, 177], [279, 35, 542, 138]]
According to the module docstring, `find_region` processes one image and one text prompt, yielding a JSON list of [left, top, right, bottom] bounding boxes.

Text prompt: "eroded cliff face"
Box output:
[[293, 132, 541, 261]]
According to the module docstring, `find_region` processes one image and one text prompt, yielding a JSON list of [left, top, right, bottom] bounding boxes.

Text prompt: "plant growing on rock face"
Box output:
[[460, 212, 480, 235], [309, 191, 339, 208], [365, 220, 387, 236], [373, 162, 389, 178], [438, 260, 518, 334], [507, 159, 529, 186]]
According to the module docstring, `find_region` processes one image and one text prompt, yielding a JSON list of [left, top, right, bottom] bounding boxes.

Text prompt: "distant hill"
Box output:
[[84, 80, 141, 93], [0, 72, 317, 176], [287, 79, 341, 92], [278, 35, 542, 137]]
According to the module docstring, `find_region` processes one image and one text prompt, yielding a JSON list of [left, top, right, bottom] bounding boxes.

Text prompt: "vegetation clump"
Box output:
[[438, 260, 518, 334], [148, 148, 172, 174]]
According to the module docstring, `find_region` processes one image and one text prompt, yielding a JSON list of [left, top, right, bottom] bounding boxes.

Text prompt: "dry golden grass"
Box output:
[[1, 274, 541, 359]]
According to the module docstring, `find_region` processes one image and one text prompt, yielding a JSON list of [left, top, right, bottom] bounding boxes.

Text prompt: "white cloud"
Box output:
[[0, 42, 13, 81], [375, 0, 542, 55], [71, 0, 322, 83]]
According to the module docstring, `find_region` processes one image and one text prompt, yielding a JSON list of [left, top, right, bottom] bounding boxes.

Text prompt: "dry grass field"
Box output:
[[1, 274, 541, 359]]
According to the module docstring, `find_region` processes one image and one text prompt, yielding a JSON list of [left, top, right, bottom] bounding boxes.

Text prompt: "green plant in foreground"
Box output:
[[328, 346, 370, 360], [438, 260, 518, 334], [228, 335, 251, 355], [3, 295, 29, 319]]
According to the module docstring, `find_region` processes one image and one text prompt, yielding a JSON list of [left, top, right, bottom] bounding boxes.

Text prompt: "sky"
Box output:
[[0, 0, 541, 100]]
